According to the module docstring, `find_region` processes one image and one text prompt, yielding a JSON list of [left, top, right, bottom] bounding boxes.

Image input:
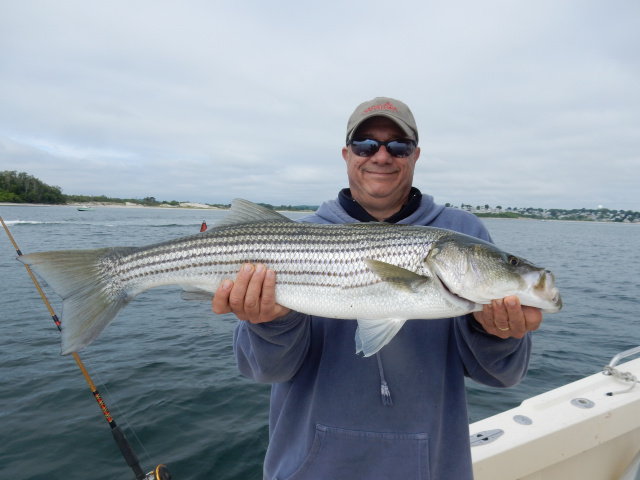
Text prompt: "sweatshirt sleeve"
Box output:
[[454, 315, 531, 387], [233, 311, 311, 384]]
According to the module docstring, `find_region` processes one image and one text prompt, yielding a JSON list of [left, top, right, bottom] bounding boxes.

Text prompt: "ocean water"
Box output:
[[0, 205, 638, 480]]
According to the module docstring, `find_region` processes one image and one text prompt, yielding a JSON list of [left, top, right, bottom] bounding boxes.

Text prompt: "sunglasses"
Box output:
[[347, 138, 417, 158]]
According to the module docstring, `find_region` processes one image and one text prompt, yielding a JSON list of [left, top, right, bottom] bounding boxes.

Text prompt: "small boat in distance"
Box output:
[[76, 206, 96, 211]]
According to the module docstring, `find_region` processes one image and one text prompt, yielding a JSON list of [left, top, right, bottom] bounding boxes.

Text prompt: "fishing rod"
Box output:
[[0, 214, 171, 480]]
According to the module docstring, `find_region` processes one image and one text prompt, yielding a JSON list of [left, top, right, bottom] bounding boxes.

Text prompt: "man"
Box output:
[[213, 97, 542, 479]]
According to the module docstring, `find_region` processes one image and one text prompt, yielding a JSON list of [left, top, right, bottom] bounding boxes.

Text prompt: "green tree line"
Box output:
[[0, 171, 65, 204], [0, 171, 180, 206], [2, 171, 638, 221]]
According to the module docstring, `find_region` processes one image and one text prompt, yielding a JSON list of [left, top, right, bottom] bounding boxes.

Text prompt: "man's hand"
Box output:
[[473, 295, 542, 339], [212, 263, 291, 323]]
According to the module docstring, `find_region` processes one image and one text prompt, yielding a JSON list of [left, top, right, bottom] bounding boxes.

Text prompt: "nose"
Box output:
[[371, 145, 393, 162]]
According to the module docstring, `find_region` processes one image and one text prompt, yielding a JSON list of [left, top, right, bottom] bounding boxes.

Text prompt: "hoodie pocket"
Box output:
[[278, 424, 430, 480]]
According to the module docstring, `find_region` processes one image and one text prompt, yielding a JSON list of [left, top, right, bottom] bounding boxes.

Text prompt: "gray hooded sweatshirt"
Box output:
[[233, 194, 531, 480]]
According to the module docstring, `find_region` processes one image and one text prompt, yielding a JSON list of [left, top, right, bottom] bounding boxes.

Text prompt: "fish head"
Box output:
[[426, 234, 562, 313]]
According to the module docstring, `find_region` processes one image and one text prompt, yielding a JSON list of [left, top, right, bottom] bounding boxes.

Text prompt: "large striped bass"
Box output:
[[19, 199, 561, 356]]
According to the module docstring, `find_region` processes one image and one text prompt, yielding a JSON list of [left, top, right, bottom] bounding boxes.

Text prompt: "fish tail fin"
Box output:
[[19, 247, 135, 355]]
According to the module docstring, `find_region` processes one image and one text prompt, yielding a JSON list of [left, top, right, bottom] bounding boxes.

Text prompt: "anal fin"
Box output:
[[180, 284, 215, 302], [355, 318, 408, 357]]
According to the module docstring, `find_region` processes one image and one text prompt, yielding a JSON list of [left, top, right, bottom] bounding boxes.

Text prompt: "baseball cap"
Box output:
[[346, 97, 418, 144]]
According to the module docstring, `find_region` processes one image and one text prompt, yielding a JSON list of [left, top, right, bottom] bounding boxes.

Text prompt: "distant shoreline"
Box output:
[[1, 202, 636, 223], [1, 201, 223, 210], [0, 202, 317, 213]]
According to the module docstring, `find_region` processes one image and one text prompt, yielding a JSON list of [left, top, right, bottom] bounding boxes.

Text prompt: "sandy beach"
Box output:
[[2, 201, 224, 210]]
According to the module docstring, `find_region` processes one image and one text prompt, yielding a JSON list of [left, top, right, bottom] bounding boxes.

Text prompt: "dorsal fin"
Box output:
[[215, 198, 292, 227]]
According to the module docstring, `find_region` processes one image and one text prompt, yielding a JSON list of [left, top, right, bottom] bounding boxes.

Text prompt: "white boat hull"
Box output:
[[470, 352, 640, 480]]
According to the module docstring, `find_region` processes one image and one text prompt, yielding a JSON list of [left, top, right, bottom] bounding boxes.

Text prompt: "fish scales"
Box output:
[[105, 221, 433, 294], [18, 199, 561, 355]]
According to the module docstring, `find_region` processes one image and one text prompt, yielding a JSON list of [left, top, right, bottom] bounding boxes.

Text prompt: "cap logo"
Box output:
[[362, 102, 398, 115]]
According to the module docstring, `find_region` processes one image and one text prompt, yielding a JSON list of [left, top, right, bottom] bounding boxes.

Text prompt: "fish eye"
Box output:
[[507, 255, 520, 266]]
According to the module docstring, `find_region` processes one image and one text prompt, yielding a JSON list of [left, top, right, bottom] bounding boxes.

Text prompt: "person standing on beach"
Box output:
[[212, 97, 542, 479]]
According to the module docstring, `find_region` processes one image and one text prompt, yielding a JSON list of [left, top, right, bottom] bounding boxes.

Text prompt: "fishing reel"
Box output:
[[142, 464, 171, 480]]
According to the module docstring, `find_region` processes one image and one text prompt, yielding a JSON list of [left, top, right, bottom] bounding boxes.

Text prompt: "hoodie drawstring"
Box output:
[[376, 352, 393, 406]]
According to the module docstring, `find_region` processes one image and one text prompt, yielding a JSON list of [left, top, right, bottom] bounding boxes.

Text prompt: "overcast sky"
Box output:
[[1, 1, 638, 211]]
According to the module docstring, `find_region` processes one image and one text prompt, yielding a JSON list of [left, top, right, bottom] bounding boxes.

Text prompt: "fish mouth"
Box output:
[[432, 271, 478, 310], [530, 271, 563, 312], [535, 271, 560, 298], [425, 260, 480, 310], [546, 288, 563, 312]]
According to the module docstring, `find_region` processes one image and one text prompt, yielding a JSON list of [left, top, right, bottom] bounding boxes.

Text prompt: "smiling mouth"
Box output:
[[365, 171, 396, 176]]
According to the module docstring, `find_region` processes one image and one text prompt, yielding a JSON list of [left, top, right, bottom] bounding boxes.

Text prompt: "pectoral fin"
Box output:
[[355, 318, 408, 357], [365, 259, 432, 293]]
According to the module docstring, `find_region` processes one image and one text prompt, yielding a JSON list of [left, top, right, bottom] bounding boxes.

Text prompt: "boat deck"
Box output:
[[470, 349, 640, 480]]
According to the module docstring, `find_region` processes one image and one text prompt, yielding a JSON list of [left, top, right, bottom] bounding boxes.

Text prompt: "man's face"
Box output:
[[342, 116, 420, 212]]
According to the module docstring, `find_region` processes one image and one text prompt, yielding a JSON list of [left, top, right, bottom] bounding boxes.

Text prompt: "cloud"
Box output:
[[1, 0, 638, 210]]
